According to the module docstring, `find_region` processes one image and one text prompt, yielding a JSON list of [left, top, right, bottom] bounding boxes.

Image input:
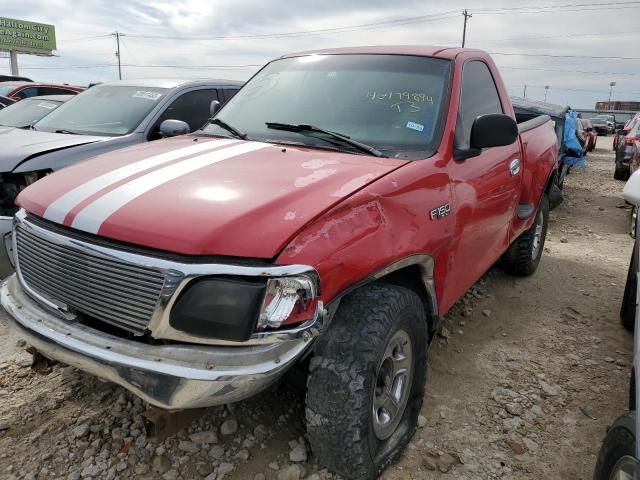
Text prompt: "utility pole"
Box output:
[[461, 10, 472, 47], [112, 31, 123, 80], [523, 85, 527, 98], [544, 85, 549, 102], [608, 81, 616, 110]]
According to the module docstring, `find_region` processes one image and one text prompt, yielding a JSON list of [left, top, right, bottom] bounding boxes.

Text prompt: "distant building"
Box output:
[[595, 100, 640, 111]]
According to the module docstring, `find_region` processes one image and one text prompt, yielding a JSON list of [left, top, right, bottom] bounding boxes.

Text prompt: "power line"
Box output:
[[474, 1, 640, 13], [525, 84, 640, 95], [19, 63, 261, 70], [491, 52, 640, 60], [58, 34, 112, 43], [120, 63, 262, 69], [480, 30, 640, 43], [125, 10, 460, 41], [499, 65, 639, 76]]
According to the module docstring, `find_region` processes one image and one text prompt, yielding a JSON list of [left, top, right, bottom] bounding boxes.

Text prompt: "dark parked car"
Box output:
[[0, 78, 242, 275], [614, 117, 633, 151], [0, 75, 33, 82], [0, 82, 84, 101], [591, 117, 611, 135], [0, 95, 71, 129], [615, 114, 640, 180], [511, 96, 571, 190], [594, 172, 640, 479]]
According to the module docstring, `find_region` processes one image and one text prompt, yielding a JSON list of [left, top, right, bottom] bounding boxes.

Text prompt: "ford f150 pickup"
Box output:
[[1, 46, 559, 479]]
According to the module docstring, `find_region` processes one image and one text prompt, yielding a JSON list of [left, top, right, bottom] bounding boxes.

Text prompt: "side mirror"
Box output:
[[210, 100, 221, 118], [586, 127, 593, 132], [454, 114, 518, 161], [159, 119, 190, 138], [618, 129, 627, 135], [470, 114, 518, 149]]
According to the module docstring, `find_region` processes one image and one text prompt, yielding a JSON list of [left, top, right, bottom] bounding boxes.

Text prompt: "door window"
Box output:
[[222, 88, 239, 102], [455, 61, 503, 149], [38, 86, 79, 96], [14, 87, 39, 99], [151, 89, 220, 139]]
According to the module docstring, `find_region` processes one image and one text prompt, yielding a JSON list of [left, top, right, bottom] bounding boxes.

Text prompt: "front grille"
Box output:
[[16, 224, 166, 335]]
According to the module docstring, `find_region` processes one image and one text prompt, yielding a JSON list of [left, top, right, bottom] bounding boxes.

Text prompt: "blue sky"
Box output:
[[2, 0, 639, 109]]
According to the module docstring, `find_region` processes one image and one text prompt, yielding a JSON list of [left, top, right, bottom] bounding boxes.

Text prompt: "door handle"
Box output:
[[509, 158, 521, 176]]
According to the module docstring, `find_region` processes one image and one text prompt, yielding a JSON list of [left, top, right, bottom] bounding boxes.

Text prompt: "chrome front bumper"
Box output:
[[1, 274, 314, 409]]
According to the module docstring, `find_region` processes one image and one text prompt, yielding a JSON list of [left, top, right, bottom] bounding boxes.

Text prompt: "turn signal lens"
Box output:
[[258, 276, 317, 329]]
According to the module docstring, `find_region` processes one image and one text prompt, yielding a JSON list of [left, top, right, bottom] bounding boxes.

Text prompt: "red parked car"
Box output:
[[580, 118, 598, 152], [627, 118, 640, 176], [1, 46, 559, 479], [0, 81, 84, 101]]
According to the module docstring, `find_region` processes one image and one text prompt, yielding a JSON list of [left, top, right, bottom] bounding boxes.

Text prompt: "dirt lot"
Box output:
[[0, 136, 634, 480]]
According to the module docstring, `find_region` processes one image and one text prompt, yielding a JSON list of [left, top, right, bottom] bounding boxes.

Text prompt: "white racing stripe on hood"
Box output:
[[44, 138, 240, 224], [71, 142, 269, 234]]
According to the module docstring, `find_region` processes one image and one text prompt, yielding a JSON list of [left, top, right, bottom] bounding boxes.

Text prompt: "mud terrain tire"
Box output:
[[593, 412, 636, 480], [305, 284, 428, 480], [501, 195, 549, 277]]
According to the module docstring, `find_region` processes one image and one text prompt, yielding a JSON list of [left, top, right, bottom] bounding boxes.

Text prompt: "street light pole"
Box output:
[[544, 85, 549, 102], [608, 81, 616, 110]]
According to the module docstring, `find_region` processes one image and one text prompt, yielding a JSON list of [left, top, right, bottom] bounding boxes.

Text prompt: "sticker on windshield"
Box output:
[[406, 121, 425, 132], [132, 91, 162, 101], [36, 102, 56, 109]]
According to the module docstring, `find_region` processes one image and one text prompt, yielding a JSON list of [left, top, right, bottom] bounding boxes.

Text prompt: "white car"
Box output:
[[594, 170, 640, 478]]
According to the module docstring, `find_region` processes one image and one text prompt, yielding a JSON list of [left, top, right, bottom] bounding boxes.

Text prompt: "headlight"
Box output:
[[169, 273, 319, 342], [258, 276, 318, 329]]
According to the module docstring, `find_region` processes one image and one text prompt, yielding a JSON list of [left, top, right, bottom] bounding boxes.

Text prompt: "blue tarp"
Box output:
[[564, 111, 585, 167]]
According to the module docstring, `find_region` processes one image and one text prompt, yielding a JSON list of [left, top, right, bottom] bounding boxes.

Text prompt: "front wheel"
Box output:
[[500, 195, 549, 277], [306, 284, 428, 480], [593, 412, 637, 480]]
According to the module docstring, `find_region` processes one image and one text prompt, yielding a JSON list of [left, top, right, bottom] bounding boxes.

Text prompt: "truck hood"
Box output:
[[0, 127, 106, 173], [18, 136, 406, 258]]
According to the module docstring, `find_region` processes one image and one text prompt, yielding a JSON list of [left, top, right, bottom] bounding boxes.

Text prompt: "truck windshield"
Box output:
[[34, 85, 169, 136], [0, 97, 64, 128], [202, 54, 452, 159]]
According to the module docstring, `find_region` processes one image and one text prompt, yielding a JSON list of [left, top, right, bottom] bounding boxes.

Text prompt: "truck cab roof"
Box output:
[[281, 45, 485, 60]]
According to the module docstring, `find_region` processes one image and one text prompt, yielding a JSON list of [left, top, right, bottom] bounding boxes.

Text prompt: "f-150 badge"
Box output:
[[429, 203, 451, 220]]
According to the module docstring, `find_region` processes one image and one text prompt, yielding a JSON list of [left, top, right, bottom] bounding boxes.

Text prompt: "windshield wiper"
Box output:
[[265, 122, 386, 157], [55, 129, 80, 135], [209, 118, 247, 140]]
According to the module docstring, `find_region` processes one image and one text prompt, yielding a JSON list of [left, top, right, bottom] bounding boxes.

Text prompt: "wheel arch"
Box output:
[[325, 254, 441, 341]]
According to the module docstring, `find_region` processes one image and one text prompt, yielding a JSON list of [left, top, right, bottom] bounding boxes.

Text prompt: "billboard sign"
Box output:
[[0, 17, 56, 55]]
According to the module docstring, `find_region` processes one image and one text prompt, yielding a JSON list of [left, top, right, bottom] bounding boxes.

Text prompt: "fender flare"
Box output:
[[323, 254, 440, 337]]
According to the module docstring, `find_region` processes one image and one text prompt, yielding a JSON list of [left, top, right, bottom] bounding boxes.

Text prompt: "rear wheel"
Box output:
[[593, 412, 637, 480], [615, 163, 630, 181], [306, 284, 427, 480], [500, 195, 549, 277]]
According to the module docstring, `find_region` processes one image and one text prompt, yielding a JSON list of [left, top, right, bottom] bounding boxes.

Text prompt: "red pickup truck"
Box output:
[[1, 46, 559, 479]]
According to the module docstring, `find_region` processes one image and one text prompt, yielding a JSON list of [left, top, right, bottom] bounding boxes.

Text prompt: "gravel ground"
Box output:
[[0, 136, 633, 480]]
